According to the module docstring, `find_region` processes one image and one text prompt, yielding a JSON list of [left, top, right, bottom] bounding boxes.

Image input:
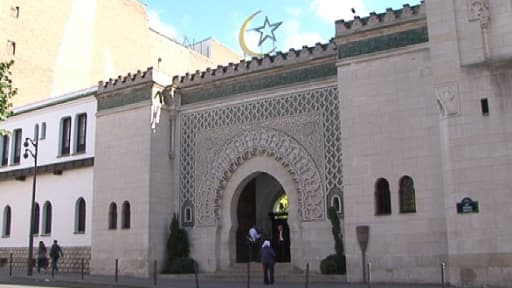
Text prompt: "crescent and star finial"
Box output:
[[239, 11, 282, 58]]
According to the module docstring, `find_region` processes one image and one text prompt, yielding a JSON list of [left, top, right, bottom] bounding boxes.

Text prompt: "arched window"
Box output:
[[399, 176, 416, 213], [1, 134, 10, 167], [40, 122, 46, 140], [3, 206, 11, 237], [32, 202, 40, 234], [59, 116, 71, 156], [121, 201, 130, 229], [75, 198, 86, 233], [34, 124, 39, 140], [42, 201, 52, 234], [108, 202, 117, 230], [184, 207, 192, 223], [75, 113, 87, 153], [331, 195, 342, 213], [375, 178, 391, 215]]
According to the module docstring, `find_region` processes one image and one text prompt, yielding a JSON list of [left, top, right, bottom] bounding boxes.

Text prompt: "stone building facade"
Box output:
[[338, 1, 512, 286], [1, 1, 512, 287]]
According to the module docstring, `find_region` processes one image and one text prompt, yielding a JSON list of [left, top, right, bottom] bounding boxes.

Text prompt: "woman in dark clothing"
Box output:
[[37, 241, 48, 273], [261, 240, 276, 285]]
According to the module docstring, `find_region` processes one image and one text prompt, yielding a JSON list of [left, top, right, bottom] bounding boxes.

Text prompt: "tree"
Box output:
[[0, 60, 16, 134]]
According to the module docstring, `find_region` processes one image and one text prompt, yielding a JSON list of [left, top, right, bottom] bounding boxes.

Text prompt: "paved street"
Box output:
[[0, 267, 450, 288]]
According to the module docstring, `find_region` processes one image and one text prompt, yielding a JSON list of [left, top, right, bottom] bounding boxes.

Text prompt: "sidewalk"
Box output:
[[0, 268, 448, 288]]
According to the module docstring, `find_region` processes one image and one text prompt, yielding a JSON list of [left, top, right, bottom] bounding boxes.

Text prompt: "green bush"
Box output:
[[320, 207, 346, 274], [167, 257, 196, 274], [320, 254, 346, 274], [164, 213, 195, 274], [327, 207, 344, 257], [320, 255, 338, 274], [167, 214, 190, 261]]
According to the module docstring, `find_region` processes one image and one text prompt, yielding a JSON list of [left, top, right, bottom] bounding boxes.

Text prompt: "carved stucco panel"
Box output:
[[195, 126, 325, 226], [194, 113, 325, 226], [179, 86, 342, 226]]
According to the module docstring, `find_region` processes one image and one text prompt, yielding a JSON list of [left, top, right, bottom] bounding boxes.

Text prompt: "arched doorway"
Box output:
[[235, 172, 290, 263], [214, 156, 316, 272]]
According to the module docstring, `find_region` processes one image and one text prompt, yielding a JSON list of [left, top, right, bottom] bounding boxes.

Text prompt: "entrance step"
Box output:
[[220, 263, 295, 275], [204, 263, 347, 282]]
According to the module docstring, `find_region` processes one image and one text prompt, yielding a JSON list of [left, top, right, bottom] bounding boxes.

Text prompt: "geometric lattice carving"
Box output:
[[196, 127, 325, 226], [179, 86, 342, 226]]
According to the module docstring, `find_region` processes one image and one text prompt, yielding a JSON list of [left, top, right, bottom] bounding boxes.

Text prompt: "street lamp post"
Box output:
[[24, 136, 38, 276]]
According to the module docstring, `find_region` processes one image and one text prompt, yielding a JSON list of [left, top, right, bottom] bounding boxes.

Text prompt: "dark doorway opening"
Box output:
[[236, 178, 256, 262], [269, 193, 290, 263], [235, 173, 291, 263]]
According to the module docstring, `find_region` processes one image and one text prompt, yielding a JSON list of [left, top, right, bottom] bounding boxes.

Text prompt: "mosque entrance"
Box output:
[[235, 173, 291, 263]]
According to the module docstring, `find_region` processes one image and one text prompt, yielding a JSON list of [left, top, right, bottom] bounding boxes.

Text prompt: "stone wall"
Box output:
[[426, 1, 512, 286], [92, 86, 153, 276], [337, 1, 512, 286], [0, 246, 91, 273], [336, 2, 448, 284]]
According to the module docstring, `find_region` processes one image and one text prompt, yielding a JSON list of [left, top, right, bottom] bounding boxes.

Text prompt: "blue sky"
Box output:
[[143, 0, 422, 55]]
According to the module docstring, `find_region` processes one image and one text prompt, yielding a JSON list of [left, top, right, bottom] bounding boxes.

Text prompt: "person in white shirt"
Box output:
[[248, 225, 261, 261]]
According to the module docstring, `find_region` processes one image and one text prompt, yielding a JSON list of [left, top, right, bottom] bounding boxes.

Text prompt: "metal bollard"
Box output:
[[81, 258, 84, 280], [9, 253, 12, 277], [367, 262, 371, 288], [305, 263, 309, 288], [115, 259, 118, 283], [247, 261, 250, 288], [194, 261, 199, 288], [153, 260, 157, 286], [441, 262, 446, 288]]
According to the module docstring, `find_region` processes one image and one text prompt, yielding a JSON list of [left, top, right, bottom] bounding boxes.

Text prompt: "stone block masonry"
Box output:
[[0, 246, 91, 273]]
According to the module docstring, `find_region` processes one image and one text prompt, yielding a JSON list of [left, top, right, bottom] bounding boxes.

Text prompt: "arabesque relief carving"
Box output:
[[195, 128, 324, 226], [179, 86, 342, 226]]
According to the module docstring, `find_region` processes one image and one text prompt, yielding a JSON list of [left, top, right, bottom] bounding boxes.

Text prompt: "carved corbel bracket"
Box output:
[[435, 82, 461, 118], [468, 0, 490, 29]]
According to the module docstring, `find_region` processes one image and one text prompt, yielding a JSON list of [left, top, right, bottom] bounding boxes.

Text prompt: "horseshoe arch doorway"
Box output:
[[235, 172, 291, 263]]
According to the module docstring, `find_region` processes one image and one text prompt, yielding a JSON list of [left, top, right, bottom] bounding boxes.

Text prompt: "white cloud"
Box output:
[[310, 0, 368, 23], [281, 20, 325, 50], [148, 10, 180, 41], [286, 7, 303, 18]]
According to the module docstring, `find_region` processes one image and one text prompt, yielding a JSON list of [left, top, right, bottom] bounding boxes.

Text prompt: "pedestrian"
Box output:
[[247, 225, 261, 262], [276, 224, 288, 262], [261, 240, 276, 285], [49, 240, 63, 273], [36, 241, 48, 273]]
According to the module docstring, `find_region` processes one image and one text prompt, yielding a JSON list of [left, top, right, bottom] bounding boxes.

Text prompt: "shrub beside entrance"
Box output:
[[164, 213, 196, 274], [320, 207, 346, 274]]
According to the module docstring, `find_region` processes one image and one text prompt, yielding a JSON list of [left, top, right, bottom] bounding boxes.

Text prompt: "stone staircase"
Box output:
[[201, 263, 346, 282]]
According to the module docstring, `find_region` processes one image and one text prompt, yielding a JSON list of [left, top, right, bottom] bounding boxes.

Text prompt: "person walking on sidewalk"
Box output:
[[261, 240, 276, 285], [36, 241, 48, 273], [49, 240, 63, 273]]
